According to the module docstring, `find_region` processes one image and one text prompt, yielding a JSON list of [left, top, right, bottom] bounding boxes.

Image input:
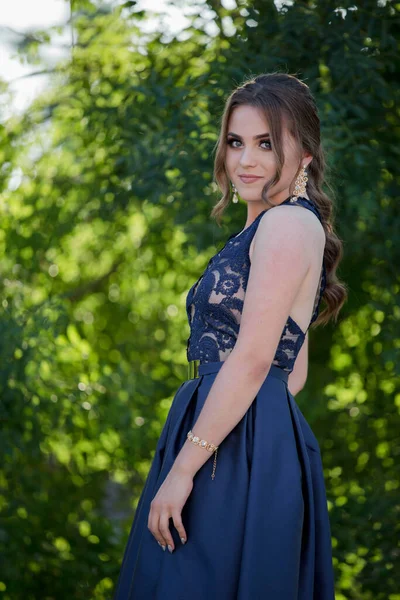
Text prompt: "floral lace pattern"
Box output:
[[185, 196, 327, 373]]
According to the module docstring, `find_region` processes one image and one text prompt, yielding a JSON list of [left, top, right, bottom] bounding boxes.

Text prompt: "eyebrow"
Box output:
[[227, 132, 270, 139]]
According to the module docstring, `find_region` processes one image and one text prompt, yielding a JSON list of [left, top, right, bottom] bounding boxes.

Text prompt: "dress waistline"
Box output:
[[188, 359, 288, 384]]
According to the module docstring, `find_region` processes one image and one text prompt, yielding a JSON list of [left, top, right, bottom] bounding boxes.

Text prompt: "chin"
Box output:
[[237, 187, 263, 197]]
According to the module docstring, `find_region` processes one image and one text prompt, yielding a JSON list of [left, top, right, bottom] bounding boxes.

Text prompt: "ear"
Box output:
[[302, 151, 313, 168]]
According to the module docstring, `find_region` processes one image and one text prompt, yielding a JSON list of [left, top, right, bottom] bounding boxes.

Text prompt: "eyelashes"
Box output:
[[226, 138, 272, 150]]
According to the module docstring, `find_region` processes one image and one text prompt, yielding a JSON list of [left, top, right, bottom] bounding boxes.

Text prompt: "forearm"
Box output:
[[172, 349, 269, 478]]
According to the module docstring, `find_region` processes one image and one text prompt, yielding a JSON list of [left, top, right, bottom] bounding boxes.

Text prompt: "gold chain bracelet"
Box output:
[[187, 430, 219, 480]]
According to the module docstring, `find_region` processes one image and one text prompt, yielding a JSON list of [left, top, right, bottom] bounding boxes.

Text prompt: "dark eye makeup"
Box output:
[[226, 137, 272, 150]]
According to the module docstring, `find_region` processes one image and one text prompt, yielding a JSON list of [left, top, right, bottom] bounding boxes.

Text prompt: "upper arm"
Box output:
[[233, 206, 317, 371]]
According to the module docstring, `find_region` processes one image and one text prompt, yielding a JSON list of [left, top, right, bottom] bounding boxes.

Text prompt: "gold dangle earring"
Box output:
[[231, 182, 239, 204], [290, 165, 308, 203]]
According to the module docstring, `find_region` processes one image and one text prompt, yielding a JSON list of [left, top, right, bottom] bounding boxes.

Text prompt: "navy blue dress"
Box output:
[[113, 196, 335, 600]]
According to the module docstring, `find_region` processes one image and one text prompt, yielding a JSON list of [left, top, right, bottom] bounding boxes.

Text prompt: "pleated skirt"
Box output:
[[113, 361, 336, 600]]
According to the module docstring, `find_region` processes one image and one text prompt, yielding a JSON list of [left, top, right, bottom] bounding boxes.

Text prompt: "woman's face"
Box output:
[[225, 104, 312, 206]]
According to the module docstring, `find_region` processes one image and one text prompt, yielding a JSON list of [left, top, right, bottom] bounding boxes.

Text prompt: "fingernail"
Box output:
[[180, 537, 186, 544], [168, 544, 173, 553]]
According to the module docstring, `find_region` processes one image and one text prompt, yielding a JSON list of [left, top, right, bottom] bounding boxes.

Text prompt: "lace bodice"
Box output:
[[185, 196, 327, 373]]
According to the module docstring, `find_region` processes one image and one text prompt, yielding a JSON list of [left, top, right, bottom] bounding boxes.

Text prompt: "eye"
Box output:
[[227, 138, 241, 148], [226, 138, 272, 150]]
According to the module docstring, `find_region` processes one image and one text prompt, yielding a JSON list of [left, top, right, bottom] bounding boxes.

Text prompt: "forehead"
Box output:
[[227, 104, 291, 139]]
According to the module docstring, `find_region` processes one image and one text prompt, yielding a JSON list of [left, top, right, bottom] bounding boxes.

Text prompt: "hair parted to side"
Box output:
[[211, 71, 347, 327]]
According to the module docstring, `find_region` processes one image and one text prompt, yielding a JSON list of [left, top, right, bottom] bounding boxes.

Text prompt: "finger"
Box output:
[[148, 504, 166, 551], [159, 510, 174, 552], [171, 509, 187, 544]]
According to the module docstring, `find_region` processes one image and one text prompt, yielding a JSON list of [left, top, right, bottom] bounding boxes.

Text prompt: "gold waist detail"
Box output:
[[187, 359, 201, 379]]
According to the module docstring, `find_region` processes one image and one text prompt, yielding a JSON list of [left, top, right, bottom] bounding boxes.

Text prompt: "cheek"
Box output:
[[225, 149, 236, 174]]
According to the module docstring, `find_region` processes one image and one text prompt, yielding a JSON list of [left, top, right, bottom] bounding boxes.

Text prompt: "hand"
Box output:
[[147, 465, 193, 553]]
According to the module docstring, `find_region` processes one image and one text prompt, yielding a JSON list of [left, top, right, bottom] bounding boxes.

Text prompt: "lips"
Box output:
[[239, 175, 263, 183]]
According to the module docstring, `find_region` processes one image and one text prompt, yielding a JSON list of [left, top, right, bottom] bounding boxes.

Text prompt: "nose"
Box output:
[[238, 147, 257, 168]]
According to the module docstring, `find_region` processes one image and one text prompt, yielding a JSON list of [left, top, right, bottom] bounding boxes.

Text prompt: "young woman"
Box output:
[[114, 72, 347, 600]]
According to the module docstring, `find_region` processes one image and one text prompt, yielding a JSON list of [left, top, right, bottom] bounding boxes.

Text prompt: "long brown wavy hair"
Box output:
[[211, 72, 347, 327]]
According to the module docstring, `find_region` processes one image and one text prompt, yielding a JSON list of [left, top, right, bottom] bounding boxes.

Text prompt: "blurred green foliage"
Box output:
[[0, 0, 399, 598]]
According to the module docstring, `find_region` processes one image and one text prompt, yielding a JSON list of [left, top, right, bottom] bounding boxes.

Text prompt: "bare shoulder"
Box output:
[[249, 204, 325, 264], [255, 205, 325, 249], [259, 204, 324, 235]]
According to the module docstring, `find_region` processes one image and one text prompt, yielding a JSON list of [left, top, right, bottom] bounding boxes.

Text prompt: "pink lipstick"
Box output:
[[239, 175, 263, 184]]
